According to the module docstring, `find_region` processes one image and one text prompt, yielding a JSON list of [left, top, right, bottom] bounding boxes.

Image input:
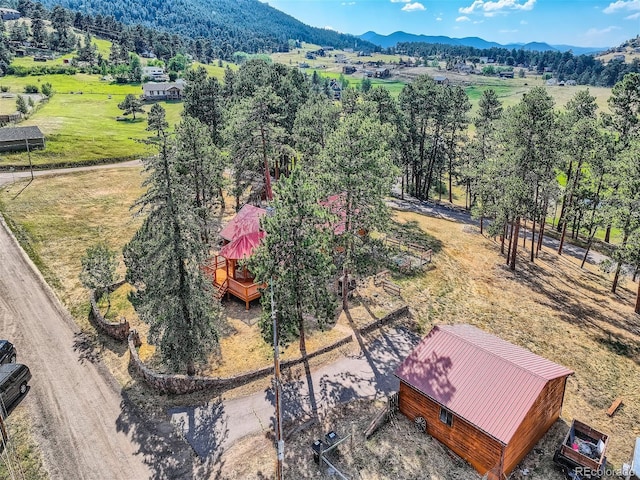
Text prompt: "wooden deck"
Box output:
[[204, 256, 263, 310]]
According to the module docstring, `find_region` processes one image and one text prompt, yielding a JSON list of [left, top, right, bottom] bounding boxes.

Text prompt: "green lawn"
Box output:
[[191, 61, 238, 80], [0, 74, 184, 168]]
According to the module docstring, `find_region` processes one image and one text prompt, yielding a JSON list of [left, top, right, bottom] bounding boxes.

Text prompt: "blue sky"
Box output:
[[264, 0, 640, 47]]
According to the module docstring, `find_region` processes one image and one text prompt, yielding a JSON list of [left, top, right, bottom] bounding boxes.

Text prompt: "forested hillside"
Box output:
[[391, 41, 640, 87], [33, 0, 373, 55]]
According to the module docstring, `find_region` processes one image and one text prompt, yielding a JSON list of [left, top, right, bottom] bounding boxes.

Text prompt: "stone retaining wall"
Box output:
[[128, 330, 353, 395], [89, 282, 130, 341], [127, 303, 409, 395], [359, 305, 409, 335]]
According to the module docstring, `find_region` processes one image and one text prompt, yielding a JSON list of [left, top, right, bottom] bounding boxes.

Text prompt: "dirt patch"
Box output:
[[218, 398, 572, 480]]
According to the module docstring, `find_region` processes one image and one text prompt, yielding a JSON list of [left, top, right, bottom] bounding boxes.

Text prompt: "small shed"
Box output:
[[395, 324, 573, 480], [0, 126, 45, 152], [433, 75, 449, 85]]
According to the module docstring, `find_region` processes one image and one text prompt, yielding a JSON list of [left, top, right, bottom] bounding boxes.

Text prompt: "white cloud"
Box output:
[[390, 0, 410, 3], [341, 1, 356, 5], [603, 0, 640, 14], [500, 29, 518, 33], [585, 25, 621, 36], [402, 2, 426, 11], [459, 0, 536, 16], [456, 15, 471, 21], [323, 25, 337, 31], [626, 11, 640, 18], [520, 20, 528, 24], [436, 16, 443, 21]]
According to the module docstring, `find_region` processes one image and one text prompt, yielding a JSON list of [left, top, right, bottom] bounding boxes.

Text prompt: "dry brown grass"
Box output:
[[0, 168, 403, 383], [391, 209, 640, 469], [218, 398, 573, 480]]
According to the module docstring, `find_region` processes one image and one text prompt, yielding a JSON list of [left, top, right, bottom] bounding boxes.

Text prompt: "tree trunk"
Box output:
[[530, 217, 536, 262], [581, 228, 597, 269], [480, 217, 483, 235], [298, 299, 307, 356], [260, 124, 273, 201], [522, 219, 527, 248], [636, 280, 640, 314], [342, 265, 349, 311], [558, 221, 568, 256], [501, 222, 507, 255], [604, 225, 611, 243], [448, 167, 453, 203], [510, 218, 520, 271], [612, 261, 622, 294], [506, 221, 514, 265], [537, 198, 548, 258]]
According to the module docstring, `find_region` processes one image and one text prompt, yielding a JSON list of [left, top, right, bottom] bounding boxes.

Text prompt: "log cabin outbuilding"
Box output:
[[395, 324, 573, 480], [0, 126, 45, 152]]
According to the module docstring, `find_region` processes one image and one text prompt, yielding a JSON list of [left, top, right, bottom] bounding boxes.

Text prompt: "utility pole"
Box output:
[[271, 282, 284, 480]]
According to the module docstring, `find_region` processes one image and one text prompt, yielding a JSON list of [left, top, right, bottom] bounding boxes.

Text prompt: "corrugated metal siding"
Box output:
[[395, 324, 573, 444]]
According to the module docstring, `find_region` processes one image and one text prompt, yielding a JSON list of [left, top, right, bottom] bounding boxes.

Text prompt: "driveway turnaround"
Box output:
[[169, 324, 420, 462]]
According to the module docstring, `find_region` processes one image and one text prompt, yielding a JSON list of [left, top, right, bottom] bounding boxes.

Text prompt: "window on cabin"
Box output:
[[439, 407, 453, 427]]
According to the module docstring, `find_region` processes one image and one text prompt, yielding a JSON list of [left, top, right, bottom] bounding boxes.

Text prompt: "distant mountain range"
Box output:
[[359, 31, 607, 55]]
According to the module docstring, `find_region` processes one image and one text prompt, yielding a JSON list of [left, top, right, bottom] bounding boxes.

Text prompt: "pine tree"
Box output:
[[80, 243, 118, 311], [250, 165, 336, 354], [16, 95, 27, 114], [118, 94, 144, 120], [225, 86, 291, 209], [123, 134, 220, 374], [319, 111, 397, 310], [174, 117, 226, 243], [146, 103, 168, 137], [182, 66, 224, 143]]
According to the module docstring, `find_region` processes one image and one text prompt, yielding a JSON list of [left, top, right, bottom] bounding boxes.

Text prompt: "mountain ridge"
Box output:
[[359, 31, 607, 55], [40, 0, 375, 54]]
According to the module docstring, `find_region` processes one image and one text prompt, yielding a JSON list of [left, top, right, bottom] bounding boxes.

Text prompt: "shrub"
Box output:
[[24, 84, 39, 93], [0, 85, 9, 92], [40, 82, 52, 96]]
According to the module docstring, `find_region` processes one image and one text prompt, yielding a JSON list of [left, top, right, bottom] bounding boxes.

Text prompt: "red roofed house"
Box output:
[[395, 324, 573, 480], [204, 204, 267, 310]]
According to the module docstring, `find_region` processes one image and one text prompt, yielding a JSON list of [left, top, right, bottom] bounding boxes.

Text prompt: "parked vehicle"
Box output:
[[0, 363, 31, 417], [0, 340, 16, 365], [554, 419, 609, 479]]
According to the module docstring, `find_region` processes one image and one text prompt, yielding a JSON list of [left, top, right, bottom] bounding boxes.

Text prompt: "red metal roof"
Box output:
[[219, 204, 266, 242], [395, 324, 574, 444], [219, 231, 265, 260]]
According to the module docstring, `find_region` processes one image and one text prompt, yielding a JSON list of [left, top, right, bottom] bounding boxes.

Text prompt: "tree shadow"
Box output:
[[72, 330, 102, 365], [116, 389, 218, 479], [169, 399, 230, 480], [503, 256, 640, 365]]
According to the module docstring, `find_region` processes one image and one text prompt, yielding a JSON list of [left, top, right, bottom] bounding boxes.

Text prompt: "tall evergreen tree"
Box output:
[[124, 134, 220, 375], [182, 66, 224, 144], [146, 103, 168, 137], [174, 116, 226, 243], [225, 86, 291, 209], [250, 165, 336, 355], [319, 112, 396, 309]]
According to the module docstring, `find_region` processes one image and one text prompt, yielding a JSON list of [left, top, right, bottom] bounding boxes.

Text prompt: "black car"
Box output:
[[0, 340, 16, 365], [0, 364, 31, 416]]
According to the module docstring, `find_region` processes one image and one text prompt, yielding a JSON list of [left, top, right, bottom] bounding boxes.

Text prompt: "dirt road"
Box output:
[[0, 217, 153, 479], [0, 160, 142, 187]]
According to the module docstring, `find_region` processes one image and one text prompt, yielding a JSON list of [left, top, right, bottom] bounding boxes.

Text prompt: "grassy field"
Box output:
[[0, 74, 184, 167]]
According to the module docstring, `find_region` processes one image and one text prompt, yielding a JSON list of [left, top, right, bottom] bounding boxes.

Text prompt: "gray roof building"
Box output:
[[0, 126, 45, 152]]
